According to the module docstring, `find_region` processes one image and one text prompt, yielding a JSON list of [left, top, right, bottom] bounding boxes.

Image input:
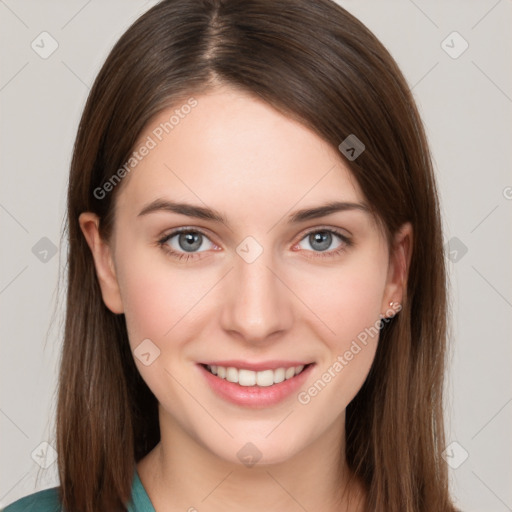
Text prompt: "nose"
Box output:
[[219, 247, 294, 344]]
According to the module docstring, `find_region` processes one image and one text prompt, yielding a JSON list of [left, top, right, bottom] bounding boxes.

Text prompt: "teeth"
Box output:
[[239, 369, 256, 386], [206, 364, 306, 387]]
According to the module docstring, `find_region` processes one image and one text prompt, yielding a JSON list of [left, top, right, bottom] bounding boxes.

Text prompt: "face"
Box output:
[[80, 86, 410, 466]]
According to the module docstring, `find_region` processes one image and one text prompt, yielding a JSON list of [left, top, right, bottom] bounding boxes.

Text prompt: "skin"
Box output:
[[80, 86, 412, 512]]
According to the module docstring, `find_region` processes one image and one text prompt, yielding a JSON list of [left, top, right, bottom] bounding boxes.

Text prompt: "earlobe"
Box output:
[[78, 212, 124, 314], [382, 222, 413, 316]]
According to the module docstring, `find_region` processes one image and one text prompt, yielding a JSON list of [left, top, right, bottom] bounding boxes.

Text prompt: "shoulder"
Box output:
[[1, 487, 61, 512]]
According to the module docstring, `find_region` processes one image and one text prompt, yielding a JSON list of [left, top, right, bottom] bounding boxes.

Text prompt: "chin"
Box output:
[[205, 432, 305, 468]]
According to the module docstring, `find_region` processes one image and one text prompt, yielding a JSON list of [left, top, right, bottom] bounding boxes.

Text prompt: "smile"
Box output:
[[204, 363, 310, 387], [197, 362, 315, 408]]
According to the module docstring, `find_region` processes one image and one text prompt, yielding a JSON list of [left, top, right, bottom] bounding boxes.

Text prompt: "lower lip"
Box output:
[[197, 363, 315, 408]]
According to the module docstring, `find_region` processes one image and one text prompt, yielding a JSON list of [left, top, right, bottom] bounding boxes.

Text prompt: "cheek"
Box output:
[[114, 246, 212, 405], [118, 271, 172, 347], [292, 251, 387, 409], [117, 256, 205, 348], [294, 248, 388, 342]]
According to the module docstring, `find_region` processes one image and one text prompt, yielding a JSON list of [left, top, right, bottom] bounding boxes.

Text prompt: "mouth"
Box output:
[[197, 361, 315, 408], [200, 363, 313, 387]]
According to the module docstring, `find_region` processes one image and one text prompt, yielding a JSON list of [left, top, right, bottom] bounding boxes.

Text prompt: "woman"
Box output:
[[3, 0, 458, 511]]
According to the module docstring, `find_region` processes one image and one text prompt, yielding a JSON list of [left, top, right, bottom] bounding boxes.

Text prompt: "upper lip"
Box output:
[[199, 360, 313, 372]]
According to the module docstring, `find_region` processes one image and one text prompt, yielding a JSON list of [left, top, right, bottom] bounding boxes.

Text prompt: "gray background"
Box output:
[[1, 0, 511, 510]]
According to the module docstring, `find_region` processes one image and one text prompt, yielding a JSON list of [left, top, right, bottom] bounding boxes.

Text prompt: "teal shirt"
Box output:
[[1, 469, 155, 512]]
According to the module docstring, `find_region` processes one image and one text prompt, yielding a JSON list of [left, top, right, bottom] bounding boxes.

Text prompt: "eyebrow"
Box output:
[[137, 198, 370, 226]]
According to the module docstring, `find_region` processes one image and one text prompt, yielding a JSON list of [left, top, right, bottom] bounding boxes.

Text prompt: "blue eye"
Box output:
[[158, 229, 216, 261], [298, 230, 345, 252], [296, 228, 352, 259], [157, 227, 352, 262]]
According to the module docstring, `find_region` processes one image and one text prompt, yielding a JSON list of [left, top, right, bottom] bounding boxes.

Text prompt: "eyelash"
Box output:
[[157, 226, 353, 262]]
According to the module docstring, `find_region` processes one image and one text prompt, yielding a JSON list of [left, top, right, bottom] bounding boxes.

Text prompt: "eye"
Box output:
[[158, 228, 217, 261], [295, 228, 352, 258], [158, 226, 352, 263]]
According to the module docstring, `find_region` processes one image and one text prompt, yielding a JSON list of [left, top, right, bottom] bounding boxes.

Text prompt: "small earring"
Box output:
[[386, 301, 401, 320]]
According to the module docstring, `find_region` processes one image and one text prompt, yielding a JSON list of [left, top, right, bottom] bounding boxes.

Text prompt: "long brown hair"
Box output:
[[57, 0, 456, 510]]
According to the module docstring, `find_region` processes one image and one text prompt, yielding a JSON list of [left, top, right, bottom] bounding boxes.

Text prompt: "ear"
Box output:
[[381, 222, 413, 317], [78, 212, 124, 314]]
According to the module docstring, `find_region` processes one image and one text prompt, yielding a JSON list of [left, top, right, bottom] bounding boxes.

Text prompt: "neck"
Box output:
[[137, 408, 366, 512]]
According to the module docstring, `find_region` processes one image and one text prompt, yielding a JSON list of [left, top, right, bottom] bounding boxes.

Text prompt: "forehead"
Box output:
[[115, 88, 367, 222]]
